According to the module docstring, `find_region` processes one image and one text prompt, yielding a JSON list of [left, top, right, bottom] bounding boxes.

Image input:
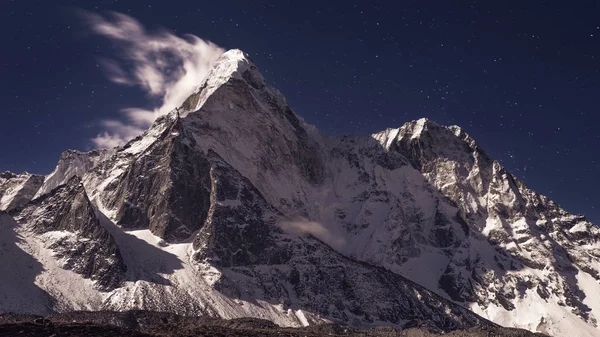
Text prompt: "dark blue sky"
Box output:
[[1, 0, 598, 224]]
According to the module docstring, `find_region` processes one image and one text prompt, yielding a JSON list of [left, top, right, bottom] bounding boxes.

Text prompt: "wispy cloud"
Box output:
[[80, 11, 224, 148], [279, 219, 346, 250]]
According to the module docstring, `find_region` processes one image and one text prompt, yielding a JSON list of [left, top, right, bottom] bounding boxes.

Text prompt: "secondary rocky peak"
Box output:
[[404, 117, 438, 135], [370, 118, 485, 175], [372, 118, 443, 150]]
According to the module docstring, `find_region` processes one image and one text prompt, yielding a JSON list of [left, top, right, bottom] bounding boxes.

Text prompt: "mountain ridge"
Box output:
[[0, 49, 598, 336]]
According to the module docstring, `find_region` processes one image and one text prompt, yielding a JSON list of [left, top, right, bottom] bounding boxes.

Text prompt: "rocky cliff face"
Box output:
[[0, 171, 44, 211], [14, 176, 126, 290], [91, 115, 212, 242], [1, 49, 598, 337]]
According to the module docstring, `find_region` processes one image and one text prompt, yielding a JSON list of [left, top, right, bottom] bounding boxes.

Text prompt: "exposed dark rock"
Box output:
[[15, 176, 126, 290], [192, 150, 290, 266], [0, 311, 548, 337], [104, 116, 212, 242]]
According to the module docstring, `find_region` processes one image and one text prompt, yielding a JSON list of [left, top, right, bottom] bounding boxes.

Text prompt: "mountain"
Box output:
[[0, 49, 598, 336]]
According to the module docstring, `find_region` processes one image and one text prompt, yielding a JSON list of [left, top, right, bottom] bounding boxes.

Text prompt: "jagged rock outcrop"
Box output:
[[191, 149, 288, 266], [14, 176, 126, 290], [91, 115, 212, 242], [0, 171, 44, 211]]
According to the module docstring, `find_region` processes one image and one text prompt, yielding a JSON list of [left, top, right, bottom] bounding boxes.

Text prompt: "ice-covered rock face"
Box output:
[[3, 49, 600, 336]]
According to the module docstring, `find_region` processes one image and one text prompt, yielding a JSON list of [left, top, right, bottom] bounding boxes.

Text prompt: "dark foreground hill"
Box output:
[[0, 311, 547, 337]]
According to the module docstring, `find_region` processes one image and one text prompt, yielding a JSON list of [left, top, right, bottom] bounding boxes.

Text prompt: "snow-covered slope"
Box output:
[[0, 211, 54, 314], [2, 49, 599, 336]]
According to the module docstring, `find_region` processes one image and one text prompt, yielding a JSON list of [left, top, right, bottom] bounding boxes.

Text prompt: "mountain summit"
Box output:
[[0, 49, 598, 337]]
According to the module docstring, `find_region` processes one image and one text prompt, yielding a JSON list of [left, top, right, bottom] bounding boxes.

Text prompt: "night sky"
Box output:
[[1, 1, 598, 224]]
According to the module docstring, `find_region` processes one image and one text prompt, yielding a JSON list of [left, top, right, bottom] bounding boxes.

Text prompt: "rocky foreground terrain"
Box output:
[[0, 311, 547, 337]]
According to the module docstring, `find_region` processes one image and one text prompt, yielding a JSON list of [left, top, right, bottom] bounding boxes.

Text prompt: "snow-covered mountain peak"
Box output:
[[372, 118, 448, 151], [202, 49, 257, 83], [179, 48, 266, 114], [216, 48, 252, 69], [405, 117, 437, 136]]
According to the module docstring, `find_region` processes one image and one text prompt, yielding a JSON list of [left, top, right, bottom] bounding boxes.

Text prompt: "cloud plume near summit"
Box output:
[[80, 11, 224, 148]]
